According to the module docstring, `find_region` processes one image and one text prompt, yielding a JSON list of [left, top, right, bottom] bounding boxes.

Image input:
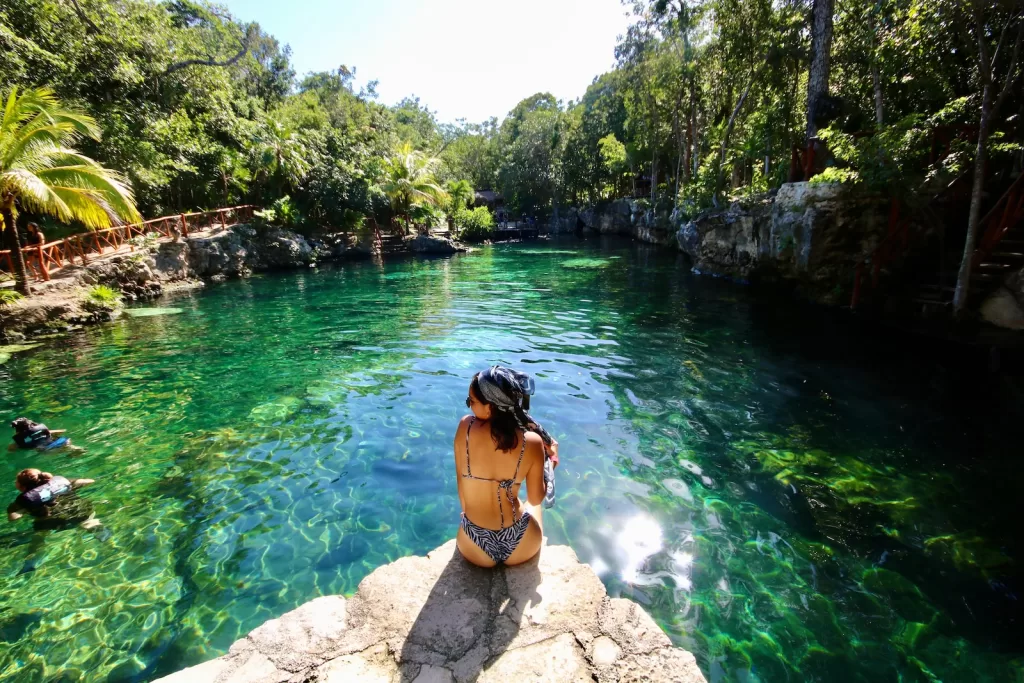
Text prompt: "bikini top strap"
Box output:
[[512, 431, 527, 480], [465, 416, 475, 477]]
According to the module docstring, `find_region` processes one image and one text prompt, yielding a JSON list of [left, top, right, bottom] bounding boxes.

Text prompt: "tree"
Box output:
[[952, 5, 1023, 316], [253, 121, 312, 199], [380, 143, 447, 234], [0, 87, 141, 294], [446, 179, 475, 214], [806, 0, 836, 140]]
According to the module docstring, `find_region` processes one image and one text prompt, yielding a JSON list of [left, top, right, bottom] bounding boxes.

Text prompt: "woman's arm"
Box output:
[[71, 478, 95, 488], [452, 417, 469, 510], [524, 433, 545, 508]]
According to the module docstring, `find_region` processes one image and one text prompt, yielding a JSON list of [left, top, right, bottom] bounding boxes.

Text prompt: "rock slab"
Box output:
[[154, 541, 706, 683]]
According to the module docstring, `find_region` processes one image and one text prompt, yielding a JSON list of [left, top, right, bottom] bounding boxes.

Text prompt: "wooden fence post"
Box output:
[[36, 245, 49, 281], [180, 214, 189, 237]]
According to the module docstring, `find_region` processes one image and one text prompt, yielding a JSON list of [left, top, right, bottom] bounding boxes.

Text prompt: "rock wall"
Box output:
[[559, 183, 891, 305], [556, 200, 678, 247], [153, 540, 706, 683]]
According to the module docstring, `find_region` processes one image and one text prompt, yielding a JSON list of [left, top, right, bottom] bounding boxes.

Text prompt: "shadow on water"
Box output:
[[398, 544, 542, 681]]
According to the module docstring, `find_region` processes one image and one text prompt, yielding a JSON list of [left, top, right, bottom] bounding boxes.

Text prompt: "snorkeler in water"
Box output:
[[7, 468, 99, 529], [8, 417, 79, 452]]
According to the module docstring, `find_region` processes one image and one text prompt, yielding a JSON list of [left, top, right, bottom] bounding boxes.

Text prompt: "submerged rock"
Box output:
[[153, 540, 706, 683]]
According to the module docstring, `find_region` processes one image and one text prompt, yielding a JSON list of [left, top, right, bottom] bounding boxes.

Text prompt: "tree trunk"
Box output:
[[870, 18, 884, 127], [716, 65, 764, 200], [872, 63, 884, 126], [952, 81, 991, 316], [806, 0, 835, 139], [1, 206, 30, 295], [951, 4, 1022, 315], [684, 76, 695, 185]]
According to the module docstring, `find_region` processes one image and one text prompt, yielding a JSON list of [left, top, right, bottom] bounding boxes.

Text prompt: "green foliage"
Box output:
[[454, 207, 495, 242], [130, 232, 161, 252], [380, 143, 448, 233], [271, 195, 301, 227], [809, 167, 860, 185], [82, 284, 122, 313], [2, 0, 1017, 240], [252, 208, 277, 227], [445, 180, 475, 214], [0, 289, 24, 306]]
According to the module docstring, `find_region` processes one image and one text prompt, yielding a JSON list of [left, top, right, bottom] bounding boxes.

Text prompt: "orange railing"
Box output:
[[0, 205, 255, 282]]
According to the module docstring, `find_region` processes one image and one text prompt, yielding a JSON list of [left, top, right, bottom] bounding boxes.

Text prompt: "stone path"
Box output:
[[155, 540, 706, 683]]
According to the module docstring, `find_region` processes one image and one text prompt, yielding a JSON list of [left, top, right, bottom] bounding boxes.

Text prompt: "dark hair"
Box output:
[[26, 222, 39, 232], [470, 373, 523, 452], [16, 468, 52, 490], [11, 417, 36, 433]]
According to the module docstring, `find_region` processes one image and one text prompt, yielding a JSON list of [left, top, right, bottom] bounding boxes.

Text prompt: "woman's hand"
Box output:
[[545, 438, 559, 466]]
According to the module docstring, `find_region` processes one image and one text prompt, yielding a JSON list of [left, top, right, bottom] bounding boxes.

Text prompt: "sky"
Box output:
[[220, 0, 633, 124]]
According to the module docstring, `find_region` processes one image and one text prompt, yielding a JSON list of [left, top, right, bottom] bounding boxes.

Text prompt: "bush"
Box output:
[[272, 195, 302, 227], [81, 285, 122, 313], [130, 231, 161, 252], [454, 206, 495, 242], [252, 207, 277, 228], [0, 289, 23, 306]]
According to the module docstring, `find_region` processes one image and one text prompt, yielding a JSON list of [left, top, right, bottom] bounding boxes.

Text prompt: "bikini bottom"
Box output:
[[460, 511, 533, 564]]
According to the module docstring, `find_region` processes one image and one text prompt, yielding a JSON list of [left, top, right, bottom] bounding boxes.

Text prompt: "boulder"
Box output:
[[260, 229, 315, 268], [152, 541, 706, 683], [981, 266, 1024, 329], [408, 234, 465, 255]]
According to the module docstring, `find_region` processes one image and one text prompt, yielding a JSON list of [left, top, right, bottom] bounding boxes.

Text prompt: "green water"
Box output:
[[0, 239, 1021, 682]]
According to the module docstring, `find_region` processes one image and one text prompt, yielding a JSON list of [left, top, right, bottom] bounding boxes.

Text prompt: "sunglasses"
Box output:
[[465, 396, 473, 408]]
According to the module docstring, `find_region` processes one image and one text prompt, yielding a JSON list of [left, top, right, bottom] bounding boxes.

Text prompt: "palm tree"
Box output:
[[446, 179, 475, 213], [253, 121, 311, 200], [380, 143, 447, 234], [0, 87, 141, 294]]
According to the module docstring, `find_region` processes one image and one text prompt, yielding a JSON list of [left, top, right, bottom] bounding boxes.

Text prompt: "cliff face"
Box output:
[[153, 540, 707, 683], [559, 182, 891, 305]]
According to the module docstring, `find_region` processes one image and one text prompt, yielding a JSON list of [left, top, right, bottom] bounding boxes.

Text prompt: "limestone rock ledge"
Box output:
[[154, 540, 706, 683]]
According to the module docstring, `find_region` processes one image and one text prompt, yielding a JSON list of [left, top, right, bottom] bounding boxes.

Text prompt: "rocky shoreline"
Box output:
[[0, 225, 464, 342], [554, 181, 1024, 328], [154, 540, 706, 683]]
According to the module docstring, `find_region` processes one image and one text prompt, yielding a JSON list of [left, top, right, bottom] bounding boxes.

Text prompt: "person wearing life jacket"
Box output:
[[9, 417, 72, 451], [7, 468, 95, 523]]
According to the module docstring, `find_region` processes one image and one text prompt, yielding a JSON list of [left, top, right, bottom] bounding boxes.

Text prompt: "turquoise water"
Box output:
[[0, 239, 1021, 682]]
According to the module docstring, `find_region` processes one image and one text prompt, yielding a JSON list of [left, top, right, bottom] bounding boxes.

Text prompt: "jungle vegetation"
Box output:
[[2, 0, 1022, 311]]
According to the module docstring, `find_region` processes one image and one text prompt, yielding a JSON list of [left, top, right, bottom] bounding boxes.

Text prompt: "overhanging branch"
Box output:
[[162, 27, 253, 77]]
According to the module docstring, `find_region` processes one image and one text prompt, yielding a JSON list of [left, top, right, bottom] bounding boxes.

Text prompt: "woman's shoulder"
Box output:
[[523, 430, 544, 456]]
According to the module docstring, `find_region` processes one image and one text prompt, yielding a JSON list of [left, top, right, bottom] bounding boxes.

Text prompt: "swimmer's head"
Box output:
[[15, 468, 52, 492], [10, 417, 32, 433]]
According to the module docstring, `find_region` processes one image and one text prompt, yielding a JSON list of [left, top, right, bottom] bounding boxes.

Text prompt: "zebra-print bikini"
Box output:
[[460, 417, 533, 564]]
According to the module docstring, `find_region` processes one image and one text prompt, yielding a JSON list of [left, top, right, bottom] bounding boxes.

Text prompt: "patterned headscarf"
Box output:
[[476, 365, 534, 413]]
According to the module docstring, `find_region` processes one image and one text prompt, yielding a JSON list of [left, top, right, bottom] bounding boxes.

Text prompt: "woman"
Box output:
[[7, 468, 97, 529], [455, 366, 546, 567], [25, 222, 45, 246]]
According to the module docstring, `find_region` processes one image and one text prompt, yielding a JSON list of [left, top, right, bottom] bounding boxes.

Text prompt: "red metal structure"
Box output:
[[0, 205, 255, 283]]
